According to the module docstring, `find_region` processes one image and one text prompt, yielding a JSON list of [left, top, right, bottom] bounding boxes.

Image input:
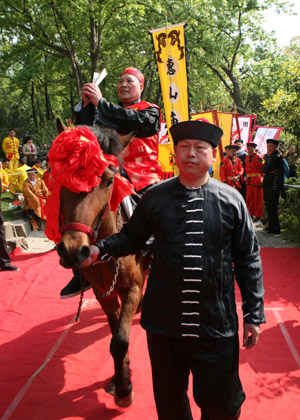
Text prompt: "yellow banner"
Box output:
[[150, 22, 189, 146], [191, 111, 233, 180], [158, 143, 174, 178]]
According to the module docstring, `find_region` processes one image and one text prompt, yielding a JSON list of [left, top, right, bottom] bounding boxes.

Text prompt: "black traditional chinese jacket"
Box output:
[[262, 150, 284, 192], [97, 177, 265, 339]]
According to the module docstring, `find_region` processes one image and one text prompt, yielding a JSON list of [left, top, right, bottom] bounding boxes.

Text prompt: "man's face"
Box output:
[[229, 148, 237, 158], [247, 146, 255, 156], [2, 161, 9, 169], [174, 139, 214, 176], [27, 172, 37, 182], [267, 143, 277, 155], [9, 130, 15, 138], [289, 146, 294, 153], [117, 73, 143, 106], [235, 141, 242, 150]]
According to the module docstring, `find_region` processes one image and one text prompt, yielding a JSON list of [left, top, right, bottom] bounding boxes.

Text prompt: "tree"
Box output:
[[262, 45, 300, 147]]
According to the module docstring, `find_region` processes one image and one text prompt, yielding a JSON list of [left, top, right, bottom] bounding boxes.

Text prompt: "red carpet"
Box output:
[[0, 247, 299, 420]]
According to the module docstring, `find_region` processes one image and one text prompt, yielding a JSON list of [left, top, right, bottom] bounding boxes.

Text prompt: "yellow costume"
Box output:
[[2, 136, 20, 172], [23, 178, 49, 230], [0, 169, 9, 192], [9, 164, 31, 196], [32, 165, 46, 179]]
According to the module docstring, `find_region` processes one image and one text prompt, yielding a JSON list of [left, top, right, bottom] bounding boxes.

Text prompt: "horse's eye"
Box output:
[[106, 177, 114, 188]]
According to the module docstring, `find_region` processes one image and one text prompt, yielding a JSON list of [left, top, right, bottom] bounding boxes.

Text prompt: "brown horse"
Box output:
[[55, 125, 145, 407]]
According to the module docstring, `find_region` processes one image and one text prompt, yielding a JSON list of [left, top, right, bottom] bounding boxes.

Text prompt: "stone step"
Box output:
[[4, 219, 32, 239]]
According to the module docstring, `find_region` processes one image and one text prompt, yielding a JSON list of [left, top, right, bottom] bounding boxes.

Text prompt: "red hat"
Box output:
[[120, 67, 144, 86]]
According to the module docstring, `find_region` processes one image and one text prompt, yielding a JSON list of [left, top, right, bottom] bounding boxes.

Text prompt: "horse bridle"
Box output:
[[58, 189, 111, 244]]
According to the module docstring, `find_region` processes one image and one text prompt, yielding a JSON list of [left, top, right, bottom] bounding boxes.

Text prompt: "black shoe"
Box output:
[[1, 264, 19, 271], [60, 273, 92, 299], [267, 229, 281, 235]]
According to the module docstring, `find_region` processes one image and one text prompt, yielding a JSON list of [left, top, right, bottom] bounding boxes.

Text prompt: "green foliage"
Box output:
[[0, 0, 297, 137], [279, 181, 300, 243], [1, 192, 19, 221], [262, 45, 300, 147]]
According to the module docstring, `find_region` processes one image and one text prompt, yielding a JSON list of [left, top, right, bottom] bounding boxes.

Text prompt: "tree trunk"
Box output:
[[44, 82, 53, 120], [31, 81, 38, 129]]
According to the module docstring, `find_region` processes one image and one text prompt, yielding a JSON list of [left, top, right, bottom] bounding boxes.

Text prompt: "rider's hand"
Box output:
[[81, 83, 103, 106]]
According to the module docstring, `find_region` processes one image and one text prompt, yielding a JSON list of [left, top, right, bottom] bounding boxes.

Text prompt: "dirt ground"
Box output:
[[254, 222, 299, 248]]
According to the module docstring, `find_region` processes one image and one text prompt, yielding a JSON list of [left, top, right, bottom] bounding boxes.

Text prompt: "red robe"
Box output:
[[219, 156, 244, 189], [121, 101, 162, 192], [245, 153, 264, 218]]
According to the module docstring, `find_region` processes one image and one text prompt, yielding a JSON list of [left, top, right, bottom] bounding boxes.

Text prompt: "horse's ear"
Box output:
[[56, 118, 67, 134], [120, 131, 136, 149]]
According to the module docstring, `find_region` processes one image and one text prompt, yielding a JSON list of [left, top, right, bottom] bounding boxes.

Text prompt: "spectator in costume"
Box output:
[[245, 143, 264, 223], [8, 158, 31, 197], [219, 145, 244, 192], [0, 177, 19, 272], [0, 161, 9, 192], [262, 139, 284, 235], [43, 159, 55, 193], [22, 136, 37, 166], [2, 129, 20, 172], [285, 145, 298, 178], [32, 159, 46, 179], [2, 158, 11, 174], [79, 120, 265, 420], [22, 167, 49, 231], [234, 139, 247, 199], [60, 66, 163, 298]]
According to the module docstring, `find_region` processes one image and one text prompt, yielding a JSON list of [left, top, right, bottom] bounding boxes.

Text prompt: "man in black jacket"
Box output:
[[80, 120, 265, 420], [0, 179, 19, 271], [262, 139, 284, 234]]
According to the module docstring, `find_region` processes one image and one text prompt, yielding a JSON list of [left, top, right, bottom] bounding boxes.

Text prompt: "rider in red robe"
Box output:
[[61, 67, 162, 298], [75, 67, 162, 195]]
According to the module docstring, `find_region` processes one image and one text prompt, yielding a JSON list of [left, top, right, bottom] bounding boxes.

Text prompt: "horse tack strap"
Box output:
[[58, 223, 96, 243]]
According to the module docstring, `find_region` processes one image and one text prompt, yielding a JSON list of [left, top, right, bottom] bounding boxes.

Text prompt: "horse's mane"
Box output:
[[76, 124, 123, 157]]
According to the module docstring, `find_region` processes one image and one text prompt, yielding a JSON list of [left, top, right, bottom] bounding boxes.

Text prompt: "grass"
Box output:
[[1, 191, 23, 222]]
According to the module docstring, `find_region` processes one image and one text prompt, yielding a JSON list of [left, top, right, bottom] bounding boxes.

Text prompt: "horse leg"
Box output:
[[110, 282, 143, 407], [96, 294, 121, 396]]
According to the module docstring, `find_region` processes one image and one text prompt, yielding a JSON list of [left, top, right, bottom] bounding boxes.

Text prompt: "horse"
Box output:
[[53, 124, 145, 408]]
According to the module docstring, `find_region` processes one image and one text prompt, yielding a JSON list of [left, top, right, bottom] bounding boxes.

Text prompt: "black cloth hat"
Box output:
[[247, 142, 257, 148], [234, 139, 243, 144], [228, 144, 239, 150], [170, 120, 223, 148], [266, 138, 279, 146], [26, 167, 38, 173]]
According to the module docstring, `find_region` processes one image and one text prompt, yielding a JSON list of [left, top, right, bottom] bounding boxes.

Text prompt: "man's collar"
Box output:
[[119, 98, 141, 108]]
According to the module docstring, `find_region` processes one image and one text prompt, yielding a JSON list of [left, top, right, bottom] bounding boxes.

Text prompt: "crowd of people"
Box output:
[[0, 66, 298, 420], [0, 130, 54, 272], [219, 138, 298, 235]]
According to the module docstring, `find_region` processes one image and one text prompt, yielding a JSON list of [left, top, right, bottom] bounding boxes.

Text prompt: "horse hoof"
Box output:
[[114, 390, 134, 407], [106, 382, 115, 396], [105, 377, 115, 396]]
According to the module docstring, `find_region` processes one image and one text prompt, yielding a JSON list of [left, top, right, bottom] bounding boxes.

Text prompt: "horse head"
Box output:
[[55, 124, 134, 269]]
